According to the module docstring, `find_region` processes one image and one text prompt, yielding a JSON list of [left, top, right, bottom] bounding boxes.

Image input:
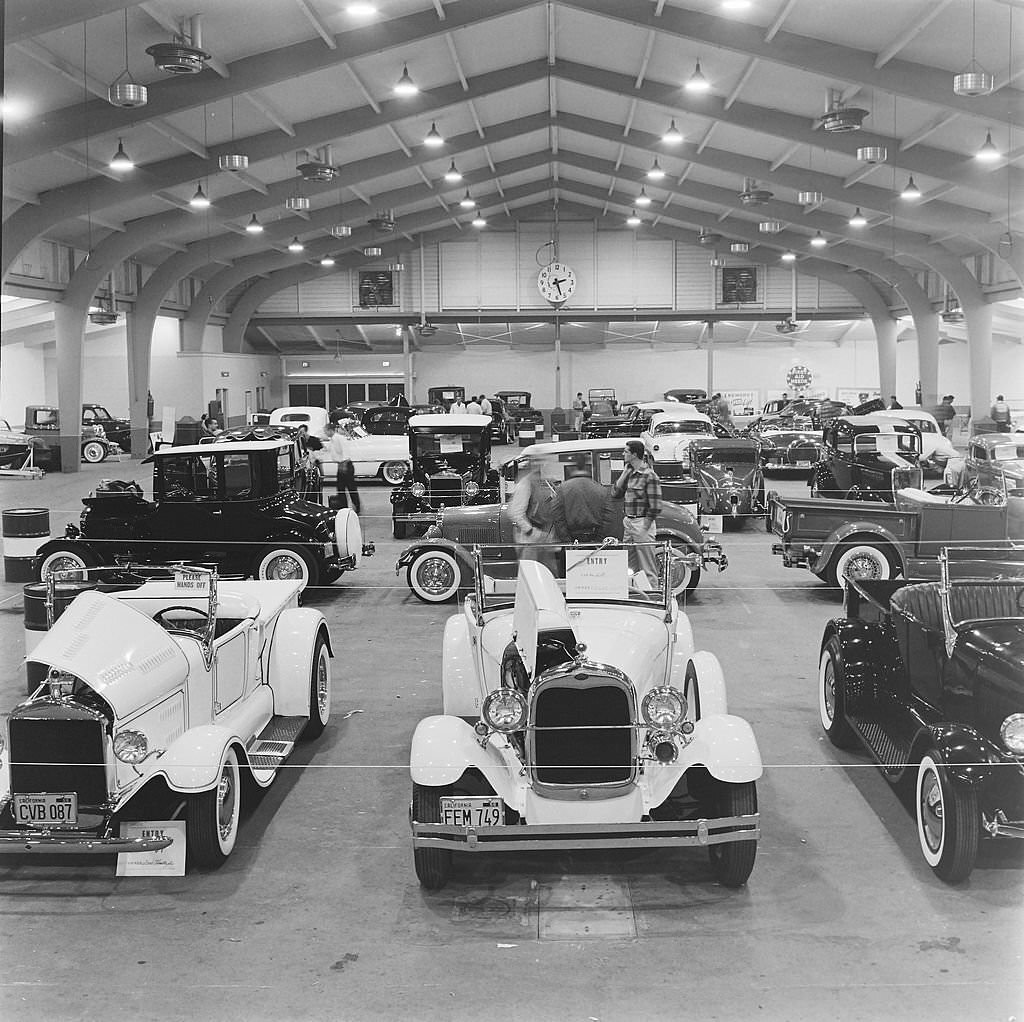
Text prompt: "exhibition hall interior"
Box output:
[[1, 1, 1023, 1020]]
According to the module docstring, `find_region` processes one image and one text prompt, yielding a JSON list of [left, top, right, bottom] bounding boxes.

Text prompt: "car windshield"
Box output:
[[654, 420, 713, 435], [590, 400, 616, 417], [853, 432, 920, 455], [85, 406, 113, 421], [992, 443, 1024, 462], [902, 417, 937, 434], [501, 393, 529, 406], [693, 448, 758, 465], [412, 429, 486, 474], [474, 542, 671, 611]]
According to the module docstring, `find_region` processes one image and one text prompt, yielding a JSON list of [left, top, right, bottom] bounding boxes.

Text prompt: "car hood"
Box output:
[[27, 589, 189, 718]]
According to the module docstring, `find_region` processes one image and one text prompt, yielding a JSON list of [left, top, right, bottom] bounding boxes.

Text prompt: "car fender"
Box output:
[[35, 536, 105, 567], [157, 725, 245, 791], [395, 539, 475, 578], [442, 614, 480, 716], [667, 613, 695, 686], [410, 715, 515, 801], [685, 650, 728, 716], [909, 723, 995, 786], [681, 715, 763, 782], [820, 618, 895, 710], [268, 608, 332, 717], [815, 521, 906, 575], [654, 521, 703, 554]]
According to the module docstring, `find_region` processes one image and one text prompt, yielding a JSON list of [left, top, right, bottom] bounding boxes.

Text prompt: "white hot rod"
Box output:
[[0, 566, 332, 869], [409, 544, 762, 890]]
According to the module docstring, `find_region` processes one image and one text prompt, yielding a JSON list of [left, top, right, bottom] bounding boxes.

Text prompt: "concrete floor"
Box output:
[[0, 451, 1021, 1022]]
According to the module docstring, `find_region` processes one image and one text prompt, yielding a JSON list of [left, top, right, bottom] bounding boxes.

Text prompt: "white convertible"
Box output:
[[0, 566, 332, 869], [409, 545, 762, 890]]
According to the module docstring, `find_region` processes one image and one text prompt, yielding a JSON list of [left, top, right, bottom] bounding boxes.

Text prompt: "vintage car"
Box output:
[[359, 403, 445, 436], [664, 388, 708, 405], [818, 549, 1024, 882], [689, 438, 765, 528], [485, 395, 516, 445], [640, 408, 716, 503], [873, 407, 958, 476], [409, 551, 762, 890], [82, 403, 132, 454], [0, 417, 45, 475], [213, 425, 323, 504], [493, 391, 544, 433], [581, 401, 680, 439], [964, 434, 1024, 494], [767, 478, 1024, 588], [33, 437, 372, 590], [390, 414, 499, 539], [321, 418, 411, 485], [22, 404, 123, 467], [0, 565, 332, 869], [427, 386, 466, 412], [744, 415, 823, 473], [810, 415, 923, 501], [395, 438, 728, 602]]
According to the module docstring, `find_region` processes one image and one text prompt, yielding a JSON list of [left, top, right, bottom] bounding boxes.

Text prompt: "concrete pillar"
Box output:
[[125, 310, 154, 459], [403, 330, 414, 403], [962, 301, 994, 422], [705, 321, 714, 396], [53, 303, 86, 473], [913, 309, 941, 409], [872, 315, 898, 403]]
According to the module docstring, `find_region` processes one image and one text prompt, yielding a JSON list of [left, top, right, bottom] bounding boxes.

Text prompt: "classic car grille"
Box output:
[[451, 524, 502, 544], [529, 680, 633, 790], [428, 474, 464, 505], [9, 714, 108, 805], [655, 462, 686, 480]]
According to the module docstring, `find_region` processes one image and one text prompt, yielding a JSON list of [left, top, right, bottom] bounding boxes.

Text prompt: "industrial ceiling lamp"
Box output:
[[108, 138, 134, 171], [647, 159, 665, 181], [662, 120, 683, 144], [856, 145, 887, 163], [146, 15, 211, 75], [900, 175, 922, 200], [739, 178, 772, 206], [189, 182, 210, 208], [363, 246, 382, 257], [810, 231, 828, 248], [975, 130, 1000, 162], [245, 213, 263, 233], [685, 59, 710, 93], [848, 207, 867, 227], [329, 179, 351, 238], [781, 251, 796, 262], [953, 0, 995, 96], [89, 274, 121, 325], [698, 230, 722, 247], [471, 215, 487, 228], [296, 145, 336, 182], [635, 186, 652, 207], [444, 159, 462, 183], [459, 189, 476, 209], [759, 220, 784, 233], [818, 89, 868, 133], [730, 241, 749, 253], [394, 64, 418, 96], [107, 9, 148, 107], [626, 209, 642, 226], [319, 254, 336, 267], [797, 190, 824, 206], [288, 236, 304, 252], [285, 194, 310, 212], [423, 122, 444, 147], [218, 96, 249, 171]]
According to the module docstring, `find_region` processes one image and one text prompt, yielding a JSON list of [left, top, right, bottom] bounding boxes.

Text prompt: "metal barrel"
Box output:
[[2, 507, 50, 582]]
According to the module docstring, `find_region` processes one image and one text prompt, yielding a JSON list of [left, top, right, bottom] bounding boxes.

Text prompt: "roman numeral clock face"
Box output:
[[537, 262, 577, 304]]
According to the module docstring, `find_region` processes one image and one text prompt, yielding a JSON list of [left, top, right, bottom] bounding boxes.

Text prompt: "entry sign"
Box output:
[[566, 548, 628, 600], [116, 821, 186, 876]]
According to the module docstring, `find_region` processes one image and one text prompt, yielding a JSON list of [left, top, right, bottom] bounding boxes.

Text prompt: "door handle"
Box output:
[[211, 509, 223, 515]]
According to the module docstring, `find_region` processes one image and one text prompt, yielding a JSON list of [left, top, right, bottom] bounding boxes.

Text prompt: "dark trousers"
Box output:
[[336, 460, 361, 513]]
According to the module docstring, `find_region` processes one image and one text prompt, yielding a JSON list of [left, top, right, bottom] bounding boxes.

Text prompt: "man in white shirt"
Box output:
[[480, 395, 492, 416], [450, 397, 467, 414], [323, 422, 360, 513], [466, 395, 483, 414]]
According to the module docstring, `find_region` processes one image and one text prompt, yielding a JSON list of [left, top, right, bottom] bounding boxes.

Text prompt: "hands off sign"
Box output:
[[566, 548, 628, 600]]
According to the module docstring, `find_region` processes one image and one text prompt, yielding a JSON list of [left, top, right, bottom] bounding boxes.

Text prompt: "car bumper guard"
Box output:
[[700, 538, 728, 572], [411, 813, 759, 852], [0, 829, 173, 854]]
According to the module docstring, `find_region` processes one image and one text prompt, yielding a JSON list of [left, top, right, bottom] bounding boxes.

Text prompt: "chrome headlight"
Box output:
[[465, 481, 480, 498], [411, 482, 426, 497], [482, 689, 528, 732], [641, 686, 686, 728], [1000, 713, 1024, 755], [113, 730, 149, 764]]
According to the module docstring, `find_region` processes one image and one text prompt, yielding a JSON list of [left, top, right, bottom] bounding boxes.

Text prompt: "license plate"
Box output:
[[439, 796, 503, 828], [14, 792, 78, 828], [795, 460, 811, 467]]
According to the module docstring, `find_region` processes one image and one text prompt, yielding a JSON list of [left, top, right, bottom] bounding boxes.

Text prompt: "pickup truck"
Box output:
[[22, 405, 124, 468], [767, 484, 1024, 588]]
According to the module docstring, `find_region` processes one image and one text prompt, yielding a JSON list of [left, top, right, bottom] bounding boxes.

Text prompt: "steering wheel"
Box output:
[[152, 605, 210, 631], [950, 477, 1004, 506]]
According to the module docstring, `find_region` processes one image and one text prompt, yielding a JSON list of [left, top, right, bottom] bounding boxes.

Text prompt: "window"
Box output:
[[221, 453, 252, 499]]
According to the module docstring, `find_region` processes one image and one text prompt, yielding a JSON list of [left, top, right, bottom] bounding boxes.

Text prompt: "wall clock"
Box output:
[[537, 262, 576, 304]]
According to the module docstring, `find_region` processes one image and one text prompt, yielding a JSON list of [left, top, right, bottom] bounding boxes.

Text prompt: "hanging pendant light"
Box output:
[[975, 130, 1000, 161], [662, 120, 683, 144], [759, 220, 784, 233], [288, 236, 305, 252], [107, 10, 148, 107], [444, 160, 462, 183], [394, 64, 418, 96], [953, 0, 995, 96], [635, 186, 652, 207], [647, 159, 665, 180], [424, 122, 444, 147], [330, 225, 353, 238], [245, 214, 263, 233], [848, 207, 867, 227], [900, 175, 921, 200], [797, 189, 824, 206], [459, 189, 476, 209], [781, 251, 797, 262], [108, 139, 134, 171], [809, 231, 827, 248], [685, 59, 710, 93], [320, 255, 336, 267], [285, 195, 310, 212], [856, 145, 887, 163], [730, 241, 750, 254], [626, 209, 642, 227], [363, 246, 382, 257], [471, 215, 487, 228], [189, 182, 210, 208]]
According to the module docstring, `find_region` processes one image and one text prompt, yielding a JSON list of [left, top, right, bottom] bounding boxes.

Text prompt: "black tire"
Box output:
[[707, 779, 758, 887], [82, 440, 107, 464], [301, 634, 330, 741], [253, 544, 319, 589], [818, 637, 858, 749], [37, 543, 98, 582], [412, 782, 453, 890], [186, 745, 241, 869], [916, 752, 980, 883], [393, 517, 409, 540]]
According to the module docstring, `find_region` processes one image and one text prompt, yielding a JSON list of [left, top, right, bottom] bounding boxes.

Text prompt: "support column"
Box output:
[[914, 309, 941, 409], [962, 302, 994, 422], [53, 303, 86, 473], [872, 314, 898, 402], [553, 317, 562, 409], [125, 310, 154, 459], [403, 329, 414, 403], [705, 321, 715, 396]]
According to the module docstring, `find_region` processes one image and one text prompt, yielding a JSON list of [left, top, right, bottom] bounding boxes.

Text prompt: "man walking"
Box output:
[[612, 439, 662, 583], [572, 392, 586, 432], [933, 394, 956, 440], [551, 454, 613, 544], [991, 394, 1012, 432], [323, 421, 360, 514]]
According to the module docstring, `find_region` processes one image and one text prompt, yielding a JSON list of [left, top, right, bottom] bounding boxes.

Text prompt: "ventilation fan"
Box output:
[[296, 145, 336, 182], [775, 318, 800, 334], [146, 16, 210, 75], [417, 323, 437, 337], [698, 230, 722, 247], [818, 102, 869, 133], [739, 178, 773, 206], [368, 209, 398, 232]]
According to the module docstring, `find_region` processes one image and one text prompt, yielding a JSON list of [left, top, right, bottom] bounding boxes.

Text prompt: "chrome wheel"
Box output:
[[408, 549, 463, 603]]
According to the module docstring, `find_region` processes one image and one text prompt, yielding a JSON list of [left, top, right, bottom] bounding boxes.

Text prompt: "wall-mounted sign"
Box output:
[[786, 364, 813, 391], [721, 266, 757, 304], [358, 270, 395, 308]]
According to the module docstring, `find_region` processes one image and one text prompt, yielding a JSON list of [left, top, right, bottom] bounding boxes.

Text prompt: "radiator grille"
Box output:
[[428, 474, 464, 505], [9, 714, 108, 805]]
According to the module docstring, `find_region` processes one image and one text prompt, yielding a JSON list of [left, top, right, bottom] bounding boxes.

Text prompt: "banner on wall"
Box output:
[[836, 388, 880, 405], [720, 390, 759, 415]]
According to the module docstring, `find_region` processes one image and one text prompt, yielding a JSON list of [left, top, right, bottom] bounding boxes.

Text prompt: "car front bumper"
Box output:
[[411, 813, 759, 852], [0, 828, 173, 854]]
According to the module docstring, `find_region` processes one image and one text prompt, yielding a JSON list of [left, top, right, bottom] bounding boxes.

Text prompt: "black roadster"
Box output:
[[811, 415, 923, 501], [818, 549, 1024, 882]]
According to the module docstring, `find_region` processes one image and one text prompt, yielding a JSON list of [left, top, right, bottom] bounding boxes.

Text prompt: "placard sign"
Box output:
[[115, 821, 186, 876], [439, 436, 464, 455], [566, 548, 628, 600], [174, 569, 210, 595]]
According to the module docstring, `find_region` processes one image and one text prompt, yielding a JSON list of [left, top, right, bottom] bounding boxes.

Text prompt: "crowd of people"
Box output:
[[448, 394, 492, 415]]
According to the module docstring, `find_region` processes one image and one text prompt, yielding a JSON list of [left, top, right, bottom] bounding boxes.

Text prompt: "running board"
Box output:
[[247, 715, 307, 771]]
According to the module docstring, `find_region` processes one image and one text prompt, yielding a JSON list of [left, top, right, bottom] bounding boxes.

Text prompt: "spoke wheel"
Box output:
[[187, 746, 241, 869], [255, 545, 318, 590], [382, 461, 409, 485], [916, 752, 979, 883], [37, 544, 97, 582], [829, 543, 892, 589], [407, 549, 464, 603]]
